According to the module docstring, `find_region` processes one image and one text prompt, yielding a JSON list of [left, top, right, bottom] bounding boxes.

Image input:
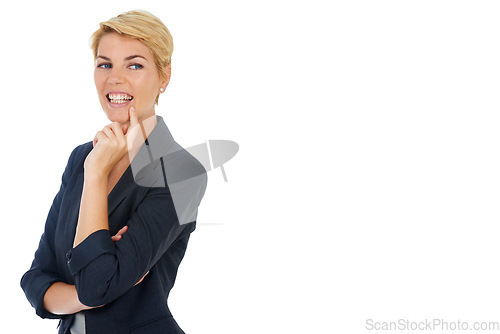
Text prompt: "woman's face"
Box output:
[[94, 32, 169, 124]]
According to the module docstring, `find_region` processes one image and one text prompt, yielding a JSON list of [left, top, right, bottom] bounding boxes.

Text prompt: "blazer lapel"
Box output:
[[108, 116, 175, 217], [107, 164, 136, 216]]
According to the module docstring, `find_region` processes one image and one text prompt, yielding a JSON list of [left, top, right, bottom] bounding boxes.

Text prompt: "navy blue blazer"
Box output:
[[21, 116, 207, 333]]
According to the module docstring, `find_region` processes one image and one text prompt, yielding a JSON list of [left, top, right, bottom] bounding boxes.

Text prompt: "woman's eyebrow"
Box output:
[[124, 54, 147, 61], [96, 55, 147, 61]]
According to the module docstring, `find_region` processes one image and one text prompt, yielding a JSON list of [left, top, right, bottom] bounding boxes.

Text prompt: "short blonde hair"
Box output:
[[90, 10, 173, 104]]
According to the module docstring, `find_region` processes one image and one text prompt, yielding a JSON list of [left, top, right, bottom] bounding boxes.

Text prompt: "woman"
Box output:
[[20, 10, 207, 334]]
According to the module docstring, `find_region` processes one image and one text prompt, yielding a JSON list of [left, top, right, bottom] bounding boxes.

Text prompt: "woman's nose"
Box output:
[[108, 67, 125, 84]]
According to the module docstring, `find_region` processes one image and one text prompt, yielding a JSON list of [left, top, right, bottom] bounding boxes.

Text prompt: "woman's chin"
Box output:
[[104, 110, 130, 124]]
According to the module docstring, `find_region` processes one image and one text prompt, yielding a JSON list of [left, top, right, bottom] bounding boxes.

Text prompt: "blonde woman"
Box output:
[[21, 10, 207, 334]]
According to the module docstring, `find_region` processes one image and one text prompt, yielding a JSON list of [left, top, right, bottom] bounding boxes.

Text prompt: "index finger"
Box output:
[[129, 107, 139, 129]]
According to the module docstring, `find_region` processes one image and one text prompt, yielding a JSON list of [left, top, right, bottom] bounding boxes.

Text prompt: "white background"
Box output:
[[2, 0, 500, 333]]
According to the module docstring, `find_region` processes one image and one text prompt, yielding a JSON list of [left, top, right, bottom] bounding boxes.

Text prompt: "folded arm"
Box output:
[[67, 171, 205, 306], [42, 226, 132, 314]]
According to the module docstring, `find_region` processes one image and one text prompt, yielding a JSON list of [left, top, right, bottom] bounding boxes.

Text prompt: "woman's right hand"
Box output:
[[134, 271, 149, 286], [111, 225, 128, 241], [85, 107, 142, 177]]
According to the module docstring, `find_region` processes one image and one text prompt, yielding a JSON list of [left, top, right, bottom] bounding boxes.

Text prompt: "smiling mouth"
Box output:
[[107, 93, 134, 104]]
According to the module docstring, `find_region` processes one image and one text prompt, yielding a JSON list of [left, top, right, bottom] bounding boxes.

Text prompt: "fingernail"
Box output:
[[130, 107, 135, 112]]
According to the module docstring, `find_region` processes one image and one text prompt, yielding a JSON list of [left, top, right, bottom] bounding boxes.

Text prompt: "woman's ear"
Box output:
[[161, 64, 172, 88]]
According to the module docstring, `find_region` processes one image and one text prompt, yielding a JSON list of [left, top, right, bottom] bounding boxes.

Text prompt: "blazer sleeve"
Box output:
[[20, 147, 78, 319], [66, 165, 207, 307]]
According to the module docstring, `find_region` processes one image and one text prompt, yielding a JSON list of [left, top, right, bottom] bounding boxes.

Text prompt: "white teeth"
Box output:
[[108, 93, 132, 103]]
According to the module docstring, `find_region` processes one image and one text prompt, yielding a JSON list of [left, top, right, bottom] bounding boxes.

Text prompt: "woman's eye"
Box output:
[[97, 63, 111, 69], [129, 64, 143, 70]]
